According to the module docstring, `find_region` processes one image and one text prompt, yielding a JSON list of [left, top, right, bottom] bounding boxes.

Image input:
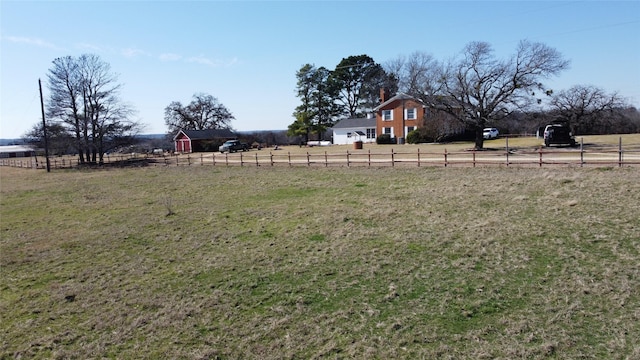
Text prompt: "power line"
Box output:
[[529, 20, 640, 42]]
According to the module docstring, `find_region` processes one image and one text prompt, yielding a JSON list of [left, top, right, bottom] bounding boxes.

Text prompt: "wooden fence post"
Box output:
[[324, 151, 328, 167], [444, 149, 448, 167], [538, 146, 543, 167], [240, 152, 244, 167], [270, 152, 274, 166], [255, 152, 259, 167], [580, 138, 584, 167], [619, 137, 623, 167], [307, 152, 310, 166], [347, 150, 350, 167], [368, 149, 371, 167], [505, 137, 510, 167], [288, 152, 291, 167], [391, 148, 395, 167], [472, 149, 476, 168], [417, 148, 421, 167]]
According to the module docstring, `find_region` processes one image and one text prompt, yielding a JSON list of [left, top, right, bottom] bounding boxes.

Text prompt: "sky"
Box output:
[[1, 1, 639, 139]]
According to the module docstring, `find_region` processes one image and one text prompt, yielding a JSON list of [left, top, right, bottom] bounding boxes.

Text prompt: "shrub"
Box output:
[[376, 134, 395, 144], [406, 128, 435, 144]]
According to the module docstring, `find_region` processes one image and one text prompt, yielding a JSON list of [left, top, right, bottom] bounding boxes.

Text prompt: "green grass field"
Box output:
[[1, 165, 639, 359]]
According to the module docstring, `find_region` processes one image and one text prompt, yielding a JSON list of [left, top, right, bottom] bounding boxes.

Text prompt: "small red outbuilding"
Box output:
[[173, 129, 237, 153]]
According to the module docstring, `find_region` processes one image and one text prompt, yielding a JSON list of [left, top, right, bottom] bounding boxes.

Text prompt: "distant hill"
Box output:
[[135, 134, 167, 139], [0, 139, 26, 146], [0, 134, 169, 146], [0, 132, 289, 146]]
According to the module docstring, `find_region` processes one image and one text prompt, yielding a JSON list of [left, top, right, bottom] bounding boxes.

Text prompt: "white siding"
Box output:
[[332, 127, 377, 145]]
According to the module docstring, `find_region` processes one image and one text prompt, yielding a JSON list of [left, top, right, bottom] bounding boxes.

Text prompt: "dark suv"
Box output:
[[543, 122, 576, 147], [218, 140, 249, 153]]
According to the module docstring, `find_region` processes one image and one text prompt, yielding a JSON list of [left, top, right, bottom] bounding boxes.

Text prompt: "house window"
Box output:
[[406, 108, 417, 120], [383, 127, 392, 135], [366, 128, 376, 139], [382, 110, 392, 121], [407, 126, 415, 133], [347, 132, 352, 138]]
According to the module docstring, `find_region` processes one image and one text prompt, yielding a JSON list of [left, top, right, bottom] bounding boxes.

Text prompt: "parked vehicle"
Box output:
[[219, 140, 249, 153], [483, 128, 499, 139], [543, 122, 576, 147]]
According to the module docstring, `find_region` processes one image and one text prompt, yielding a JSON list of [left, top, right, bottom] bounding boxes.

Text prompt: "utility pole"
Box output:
[[39, 79, 50, 172]]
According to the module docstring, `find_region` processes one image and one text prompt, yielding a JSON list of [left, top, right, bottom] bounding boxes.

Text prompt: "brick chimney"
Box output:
[[379, 88, 388, 103]]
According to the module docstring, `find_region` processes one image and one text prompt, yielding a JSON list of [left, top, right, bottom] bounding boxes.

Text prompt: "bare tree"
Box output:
[[164, 93, 234, 134], [78, 54, 137, 163], [46, 54, 139, 164], [47, 56, 85, 162], [385, 51, 440, 100], [437, 40, 570, 149], [548, 85, 629, 135], [619, 107, 640, 134]]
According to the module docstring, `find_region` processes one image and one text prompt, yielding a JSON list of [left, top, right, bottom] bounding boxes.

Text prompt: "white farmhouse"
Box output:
[[331, 116, 377, 145]]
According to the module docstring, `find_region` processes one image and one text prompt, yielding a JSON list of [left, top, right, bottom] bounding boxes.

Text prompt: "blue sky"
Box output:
[[1, 1, 639, 138]]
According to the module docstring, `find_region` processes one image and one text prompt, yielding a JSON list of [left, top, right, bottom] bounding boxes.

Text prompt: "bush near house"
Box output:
[[406, 129, 434, 144], [376, 134, 395, 144]]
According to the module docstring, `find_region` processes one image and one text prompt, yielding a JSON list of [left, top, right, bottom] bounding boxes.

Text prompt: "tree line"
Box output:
[[290, 40, 638, 149], [26, 40, 639, 158]]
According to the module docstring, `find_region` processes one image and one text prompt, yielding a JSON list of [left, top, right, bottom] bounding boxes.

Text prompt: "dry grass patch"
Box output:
[[1, 166, 639, 359]]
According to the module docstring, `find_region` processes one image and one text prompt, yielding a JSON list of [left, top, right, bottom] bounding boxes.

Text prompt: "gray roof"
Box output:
[[332, 117, 376, 129], [374, 92, 423, 111], [0, 145, 36, 153], [174, 129, 237, 140]]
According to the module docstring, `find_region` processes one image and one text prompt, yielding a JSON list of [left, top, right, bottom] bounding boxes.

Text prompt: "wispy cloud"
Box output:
[[225, 57, 239, 67], [186, 55, 220, 67], [140, 49, 238, 68], [5, 36, 58, 49], [122, 47, 150, 58], [159, 53, 182, 62], [76, 42, 104, 52], [185, 55, 238, 68]]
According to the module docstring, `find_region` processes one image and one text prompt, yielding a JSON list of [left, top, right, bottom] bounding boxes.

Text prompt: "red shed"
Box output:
[[173, 129, 237, 153]]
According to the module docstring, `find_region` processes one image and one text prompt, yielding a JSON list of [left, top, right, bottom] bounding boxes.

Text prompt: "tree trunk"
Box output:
[[97, 137, 104, 165], [84, 126, 91, 163], [474, 126, 484, 150], [74, 119, 85, 163], [76, 134, 85, 163]]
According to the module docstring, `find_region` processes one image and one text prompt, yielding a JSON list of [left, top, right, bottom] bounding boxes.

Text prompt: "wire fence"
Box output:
[[3, 138, 640, 170]]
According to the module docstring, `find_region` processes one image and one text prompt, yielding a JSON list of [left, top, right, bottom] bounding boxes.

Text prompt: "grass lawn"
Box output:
[[1, 165, 639, 359]]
